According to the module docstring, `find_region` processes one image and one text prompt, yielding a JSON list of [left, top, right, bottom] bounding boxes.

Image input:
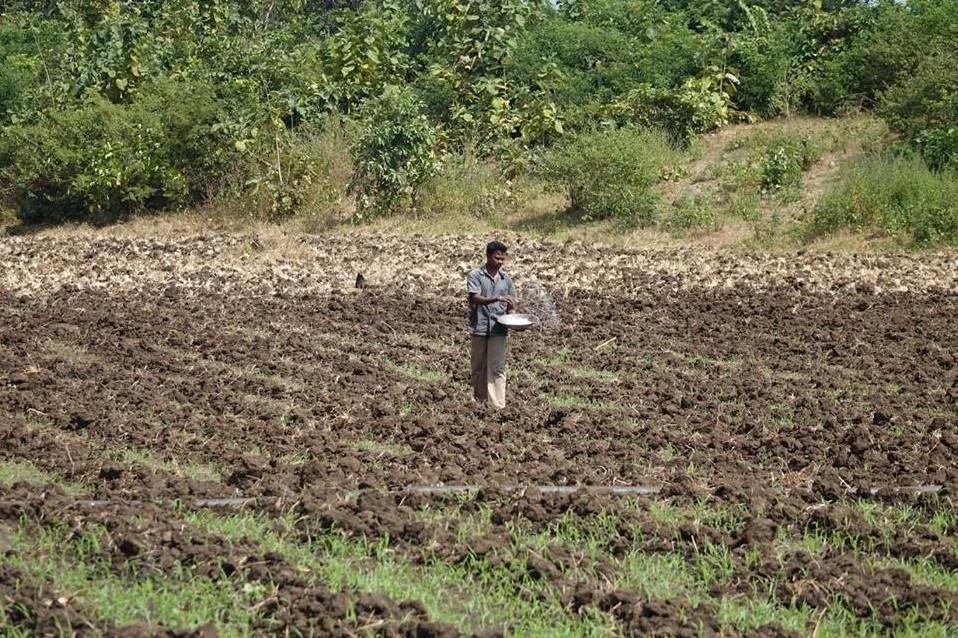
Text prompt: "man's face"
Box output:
[[487, 251, 507, 269]]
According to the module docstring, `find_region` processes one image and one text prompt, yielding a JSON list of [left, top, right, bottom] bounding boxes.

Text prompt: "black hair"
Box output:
[[486, 240, 508, 255]]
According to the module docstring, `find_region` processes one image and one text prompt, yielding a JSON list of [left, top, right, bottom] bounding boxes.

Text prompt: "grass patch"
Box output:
[[418, 154, 515, 221], [413, 501, 495, 541], [681, 353, 746, 370], [385, 359, 447, 383], [875, 557, 958, 593], [186, 510, 619, 636], [541, 393, 623, 412], [246, 365, 303, 392], [7, 494, 956, 636], [662, 192, 720, 235], [805, 154, 958, 247], [2, 523, 259, 637], [0, 458, 90, 495], [617, 551, 710, 599], [108, 447, 222, 483], [541, 126, 677, 225], [399, 401, 415, 418], [534, 353, 620, 383]]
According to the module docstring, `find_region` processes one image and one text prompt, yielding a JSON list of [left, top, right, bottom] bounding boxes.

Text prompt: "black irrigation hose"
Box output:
[[56, 483, 944, 509]]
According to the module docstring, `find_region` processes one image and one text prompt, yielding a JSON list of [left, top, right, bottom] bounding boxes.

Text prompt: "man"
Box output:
[[467, 240, 518, 409]]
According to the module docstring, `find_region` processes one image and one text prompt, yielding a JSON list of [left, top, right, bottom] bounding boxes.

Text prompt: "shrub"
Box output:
[[348, 85, 440, 219], [760, 134, 819, 193], [731, 21, 813, 118], [227, 124, 350, 221], [539, 126, 674, 225], [509, 18, 643, 108], [806, 154, 958, 247], [0, 20, 46, 124], [663, 191, 718, 235], [0, 80, 227, 224], [879, 54, 958, 171], [418, 153, 515, 219], [608, 77, 734, 146]]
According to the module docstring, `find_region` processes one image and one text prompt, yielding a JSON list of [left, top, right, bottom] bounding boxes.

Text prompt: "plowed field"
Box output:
[[2, 232, 957, 637]]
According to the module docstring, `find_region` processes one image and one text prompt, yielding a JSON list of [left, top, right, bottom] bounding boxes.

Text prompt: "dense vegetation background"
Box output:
[[0, 0, 955, 245]]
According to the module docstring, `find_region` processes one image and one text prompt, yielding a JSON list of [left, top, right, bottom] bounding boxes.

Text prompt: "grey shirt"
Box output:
[[467, 266, 517, 337]]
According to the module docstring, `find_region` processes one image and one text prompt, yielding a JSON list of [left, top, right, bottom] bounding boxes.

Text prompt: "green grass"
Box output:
[[570, 367, 620, 382], [414, 501, 495, 541], [108, 447, 222, 482], [715, 598, 958, 638], [0, 458, 90, 495], [398, 401, 415, 418], [664, 350, 746, 371], [5, 494, 958, 637], [541, 393, 623, 411], [622, 551, 696, 596], [534, 352, 620, 383], [246, 365, 303, 391], [876, 556, 958, 592], [2, 523, 260, 637], [805, 154, 958, 247], [186, 510, 619, 636], [385, 359, 447, 383], [662, 191, 720, 236]]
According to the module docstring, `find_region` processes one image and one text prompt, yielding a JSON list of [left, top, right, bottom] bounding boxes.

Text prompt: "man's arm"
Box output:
[[467, 270, 515, 307], [469, 292, 514, 306]]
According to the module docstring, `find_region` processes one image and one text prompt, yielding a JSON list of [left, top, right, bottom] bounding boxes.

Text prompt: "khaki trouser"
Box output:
[[471, 334, 507, 409]]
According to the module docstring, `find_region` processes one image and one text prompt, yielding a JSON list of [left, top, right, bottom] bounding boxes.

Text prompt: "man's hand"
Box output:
[[498, 295, 517, 309]]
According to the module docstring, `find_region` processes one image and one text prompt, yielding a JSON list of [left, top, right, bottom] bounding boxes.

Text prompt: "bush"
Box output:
[[218, 122, 351, 221], [540, 126, 674, 225], [0, 80, 227, 224], [879, 54, 958, 171], [663, 191, 718, 235], [509, 18, 643, 108], [0, 20, 46, 124], [608, 77, 734, 146], [418, 153, 515, 219], [731, 21, 812, 118], [806, 154, 958, 247], [760, 134, 819, 193], [348, 86, 440, 220]]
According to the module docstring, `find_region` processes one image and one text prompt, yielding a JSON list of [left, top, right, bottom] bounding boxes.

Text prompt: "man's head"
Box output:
[[485, 240, 508, 270]]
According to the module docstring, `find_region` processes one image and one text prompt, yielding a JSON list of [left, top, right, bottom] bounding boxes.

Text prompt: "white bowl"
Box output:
[[496, 313, 536, 330]]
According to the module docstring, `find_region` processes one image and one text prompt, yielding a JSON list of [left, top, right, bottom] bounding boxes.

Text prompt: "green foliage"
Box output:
[[880, 55, 958, 172], [348, 86, 439, 219], [419, 154, 515, 219], [760, 134, 818, 193], [0, 81, 226, 223], [0, 0, 954, 232], [540, 126, 674, 225], [609, 75, 734, 145], [806, 155, 958, 247], [226, 124, 348, 221], [509, 18, 639, 109], [510, 2, 711, 133], [0, 17, 49, 123], [663, 192, 719, 235], [321, 0, 411, 110], [412, 0, 560, 150], [730, 19, 810, 118]]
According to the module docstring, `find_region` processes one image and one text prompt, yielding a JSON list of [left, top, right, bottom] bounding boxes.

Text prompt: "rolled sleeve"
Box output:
[[467, 270, 482, 295]]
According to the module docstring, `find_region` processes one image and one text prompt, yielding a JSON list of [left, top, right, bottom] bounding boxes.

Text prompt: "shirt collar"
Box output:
[[480, 265, 507, 279]]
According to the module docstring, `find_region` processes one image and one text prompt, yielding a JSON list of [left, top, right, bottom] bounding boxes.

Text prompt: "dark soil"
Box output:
[[1, 250, 956, 635]]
